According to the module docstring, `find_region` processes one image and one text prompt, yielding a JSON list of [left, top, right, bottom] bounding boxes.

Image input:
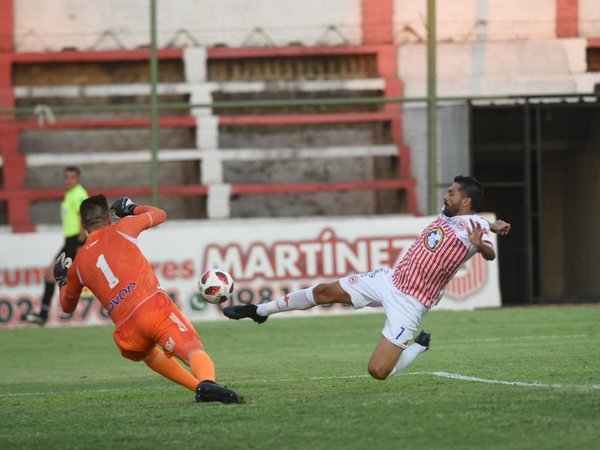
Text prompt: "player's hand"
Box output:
[[467, 219, 485, 248], [110, 197, 137, 218], [491, 220, 511, 236], [53, 252, 72, 288], [467, 220, 496, 261]]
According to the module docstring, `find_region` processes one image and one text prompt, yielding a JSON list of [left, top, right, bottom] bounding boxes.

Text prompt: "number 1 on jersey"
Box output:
[[96, 254, 119, 288]]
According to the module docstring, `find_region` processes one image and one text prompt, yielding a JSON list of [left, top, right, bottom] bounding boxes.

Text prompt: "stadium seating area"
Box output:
[[1, 39, 416, 231]]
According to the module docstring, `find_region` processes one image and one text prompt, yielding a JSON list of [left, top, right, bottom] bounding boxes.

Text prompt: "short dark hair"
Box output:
[[454, 175, 484, 212], [80, 195, 109, 229], [64, 166, 81, 176]]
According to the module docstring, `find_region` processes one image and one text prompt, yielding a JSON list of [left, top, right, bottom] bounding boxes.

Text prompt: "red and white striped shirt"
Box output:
[[392, 214, 493, 308]]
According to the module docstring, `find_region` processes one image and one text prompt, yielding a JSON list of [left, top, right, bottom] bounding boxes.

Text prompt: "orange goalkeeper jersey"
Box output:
[[60, 206, 167, 327]]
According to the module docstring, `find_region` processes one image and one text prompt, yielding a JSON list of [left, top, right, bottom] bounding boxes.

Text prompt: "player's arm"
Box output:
[[54, 253, 83, 314], [110, 197, 167, 231], [131, 204, 167, 228], [488, 219, 511, 236], [468, 219, 496, 261]]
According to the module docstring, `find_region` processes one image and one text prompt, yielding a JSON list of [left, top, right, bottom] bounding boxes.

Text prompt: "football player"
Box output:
[[55, 195, 243, 404]]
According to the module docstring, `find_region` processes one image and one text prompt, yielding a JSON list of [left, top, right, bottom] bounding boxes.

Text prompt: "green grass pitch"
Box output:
[[1, 305, 599, 450]]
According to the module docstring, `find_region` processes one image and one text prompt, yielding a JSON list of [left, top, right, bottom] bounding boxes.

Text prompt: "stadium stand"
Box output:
[[0, 0, 416, 232]]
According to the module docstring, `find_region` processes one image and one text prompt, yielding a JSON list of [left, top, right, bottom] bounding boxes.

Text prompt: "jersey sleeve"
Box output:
[[60, 261, 84, 314], [115, 206, 167, 239]]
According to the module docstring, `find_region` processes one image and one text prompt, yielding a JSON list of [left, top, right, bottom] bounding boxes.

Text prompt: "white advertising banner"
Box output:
[[0, 215, 501, 328]]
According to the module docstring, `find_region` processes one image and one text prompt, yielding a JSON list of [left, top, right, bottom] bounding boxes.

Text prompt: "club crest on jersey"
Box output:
[[424, 227, 444, 251]]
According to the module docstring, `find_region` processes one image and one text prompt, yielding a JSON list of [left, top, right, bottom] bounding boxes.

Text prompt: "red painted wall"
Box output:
[[556, 0, 579, 37]]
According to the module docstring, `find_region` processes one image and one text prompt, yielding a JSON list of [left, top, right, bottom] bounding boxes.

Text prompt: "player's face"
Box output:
[[63, 170, 79, 190], [442, 183, 465, 217]]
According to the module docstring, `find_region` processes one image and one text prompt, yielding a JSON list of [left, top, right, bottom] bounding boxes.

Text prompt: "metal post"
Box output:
[[535, 103, 544, 300], [149, 0, 160, 206], [427, 0, 438, 214], [523, 101, 534, 303]]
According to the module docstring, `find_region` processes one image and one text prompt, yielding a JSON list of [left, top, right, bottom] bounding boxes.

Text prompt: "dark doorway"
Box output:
[[470, 97, 600, 305]]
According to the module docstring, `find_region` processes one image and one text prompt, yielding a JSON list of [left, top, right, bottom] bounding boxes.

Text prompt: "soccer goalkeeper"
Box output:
[[224, 175, 511, 380], [55, 195, 243, 404]]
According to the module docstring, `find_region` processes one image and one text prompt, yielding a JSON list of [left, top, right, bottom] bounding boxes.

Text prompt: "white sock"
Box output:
[[256, 287, 317, 316], [386, 343, 428, 379]]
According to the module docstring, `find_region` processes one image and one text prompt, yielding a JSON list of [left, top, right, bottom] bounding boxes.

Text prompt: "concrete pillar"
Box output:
[[207, 183, 231, 219]]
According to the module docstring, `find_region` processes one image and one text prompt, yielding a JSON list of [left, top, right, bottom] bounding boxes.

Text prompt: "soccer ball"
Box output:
[[198, 269, 234, 304]]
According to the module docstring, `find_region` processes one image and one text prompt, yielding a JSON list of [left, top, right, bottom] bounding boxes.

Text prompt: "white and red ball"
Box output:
[[198, 269, 234, 304]]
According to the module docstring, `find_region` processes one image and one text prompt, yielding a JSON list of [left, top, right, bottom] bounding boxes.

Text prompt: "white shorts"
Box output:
[[339, 268, 428, 349]]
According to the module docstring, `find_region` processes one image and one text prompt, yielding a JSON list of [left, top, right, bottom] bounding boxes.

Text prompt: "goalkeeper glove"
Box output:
[[110, 197, 137, 218], [53, 252, 72, 288]]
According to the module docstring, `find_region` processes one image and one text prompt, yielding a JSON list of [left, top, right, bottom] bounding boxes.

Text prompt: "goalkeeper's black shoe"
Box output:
[[414, 330, 431, 350], [222, 304, 268, 324], [196, 380, 244, 404], [22, 313, 47, 326]]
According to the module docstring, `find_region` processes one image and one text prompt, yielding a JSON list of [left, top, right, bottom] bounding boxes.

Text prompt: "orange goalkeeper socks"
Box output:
[[188, 350, 216, 383], [144, 347, 199, 391]]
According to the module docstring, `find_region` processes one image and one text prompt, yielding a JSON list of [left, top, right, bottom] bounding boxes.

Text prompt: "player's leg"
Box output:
[[144, 343, 246, 404], [181, 339, 244, 404], [350, 273, 430, 380], [151, 294, 244, 403], [368, 331, 430, 380], [143, 346, 200, 391], [37, 263, 56, 320], [115, 330, 200, 391], [259, 281, 352, 313], [370, 292, 430, 379], [368, 336, 405, 379], [25, 237, 80, 325], [22, 261, 55, 324], [223, 281, 352, 323], [187, 349, 215, 382], [113, 298, 200, 391], [157, 304, 217, 383]]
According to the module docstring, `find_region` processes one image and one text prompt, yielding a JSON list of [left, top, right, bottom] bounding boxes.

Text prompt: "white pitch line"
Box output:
[[447, 334, 588, 344], [275, 372, 600, 390], [2, 371, 599, 398], [409, 371, 600, 390]]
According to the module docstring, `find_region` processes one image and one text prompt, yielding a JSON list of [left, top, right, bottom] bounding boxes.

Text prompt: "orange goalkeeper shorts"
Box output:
[[113, 291, 204, 362]]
